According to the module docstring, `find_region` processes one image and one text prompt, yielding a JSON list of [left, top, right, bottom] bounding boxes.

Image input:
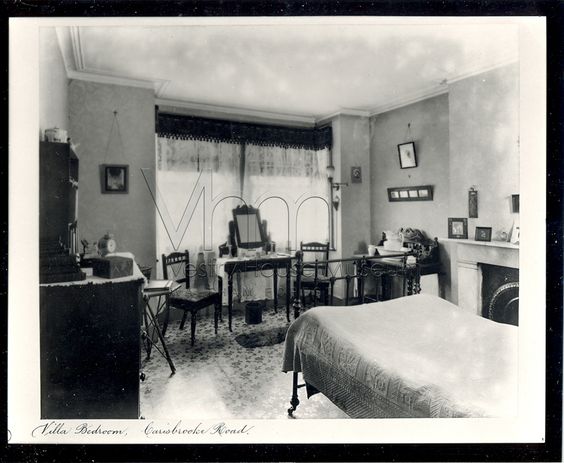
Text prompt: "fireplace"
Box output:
[[454, 240, 519, 319], [481, 264, 519, 326]]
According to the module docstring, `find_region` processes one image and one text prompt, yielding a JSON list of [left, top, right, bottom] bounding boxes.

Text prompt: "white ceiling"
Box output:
[[56, 21, 519, 122]]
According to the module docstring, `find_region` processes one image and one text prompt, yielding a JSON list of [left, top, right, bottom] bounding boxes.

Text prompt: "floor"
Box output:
[[139, 301, 348, 420]]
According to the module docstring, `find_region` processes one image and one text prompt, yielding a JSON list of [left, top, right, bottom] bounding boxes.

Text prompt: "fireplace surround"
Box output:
[[481, 264, 519, 325], [449, 239, 519, 320]]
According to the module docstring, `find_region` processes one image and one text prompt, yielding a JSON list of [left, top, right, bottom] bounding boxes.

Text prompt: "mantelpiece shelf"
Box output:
[[440, 238, 519, 250]]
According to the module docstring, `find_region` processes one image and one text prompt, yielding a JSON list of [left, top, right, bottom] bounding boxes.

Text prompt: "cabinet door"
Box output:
[[40, 142, 72, 244], [40, 279, 142, 419]]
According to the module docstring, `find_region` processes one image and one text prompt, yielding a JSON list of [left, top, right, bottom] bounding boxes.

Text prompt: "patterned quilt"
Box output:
[[282, 294, 518, 418]]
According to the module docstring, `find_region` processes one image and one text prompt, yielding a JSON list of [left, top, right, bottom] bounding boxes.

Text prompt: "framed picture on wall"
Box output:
[[101, 164, 129, 194], [397, 142, 417, 169], [351, 166, 362, 183], [448, 217, 468, 239], [387, 185, 433, 202]]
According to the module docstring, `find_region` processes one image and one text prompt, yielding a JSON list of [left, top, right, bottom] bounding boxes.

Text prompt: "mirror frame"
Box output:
[[232, 205, 267, 249]]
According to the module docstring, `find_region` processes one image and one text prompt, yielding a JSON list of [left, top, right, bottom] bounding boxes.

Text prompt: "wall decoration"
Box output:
[[448, 218, 468, 239], [475, 226, 492, 242], [397, 142, 417, 169], [351, 166, 362, 183], [468, 187, 478, 218], [511, 194, 520, 213], [101, 164, 129, 194], [387, 185, 433, 202]]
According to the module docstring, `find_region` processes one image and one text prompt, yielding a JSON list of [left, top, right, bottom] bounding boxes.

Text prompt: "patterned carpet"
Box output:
[[140, 303, 348, 420]]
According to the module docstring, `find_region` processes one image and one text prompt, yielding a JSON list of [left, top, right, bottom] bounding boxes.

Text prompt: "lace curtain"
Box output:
[[155, 136, 330, 267], [243, 143, 330, 249], [155, 137, 241, 261]]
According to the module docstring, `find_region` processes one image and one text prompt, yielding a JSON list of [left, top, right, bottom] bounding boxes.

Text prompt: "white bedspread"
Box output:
[[283, 294, 518, 418]]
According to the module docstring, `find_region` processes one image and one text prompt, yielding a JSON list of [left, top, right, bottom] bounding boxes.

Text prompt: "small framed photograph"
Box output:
[[448, 217, 468, 239], [351, 166, 362, 183], [418, 189, 429, 198], [390, 191, 399, 199], [475, 226, 492, 242], [408, 190, 418, 198], [397, 142, 417, 169], [102, 164, 129, 193], [399, 190, 409, 198]]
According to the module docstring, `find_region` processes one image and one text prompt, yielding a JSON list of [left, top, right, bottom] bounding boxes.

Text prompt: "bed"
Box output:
[[282, 293, 518, 418]]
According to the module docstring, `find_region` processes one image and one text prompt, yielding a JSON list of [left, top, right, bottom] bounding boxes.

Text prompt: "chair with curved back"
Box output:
[[162, 250, 223, 346], [297, 241, 331, 307]]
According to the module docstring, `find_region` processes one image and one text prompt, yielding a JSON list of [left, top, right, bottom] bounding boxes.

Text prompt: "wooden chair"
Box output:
[[298, 241, 331, 307], [162, 251, 223, 346]]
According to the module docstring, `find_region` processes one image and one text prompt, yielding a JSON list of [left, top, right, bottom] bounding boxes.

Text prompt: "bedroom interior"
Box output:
[[35, 21, 526, 421]]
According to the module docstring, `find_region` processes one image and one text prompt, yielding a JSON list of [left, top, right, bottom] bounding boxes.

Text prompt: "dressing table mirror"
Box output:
[[232, 205, 268, 250]]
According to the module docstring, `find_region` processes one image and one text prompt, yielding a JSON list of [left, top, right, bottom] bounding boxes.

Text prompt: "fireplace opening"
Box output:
[[481, 264, 519, 326]]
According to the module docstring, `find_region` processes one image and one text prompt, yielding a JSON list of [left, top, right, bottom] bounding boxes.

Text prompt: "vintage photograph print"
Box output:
[[102, 164, 129, 193], [448, 217, 468, 239], [398, 142, 417, 169], [7, 14, 553, 456], [475, 226, 492, 242]]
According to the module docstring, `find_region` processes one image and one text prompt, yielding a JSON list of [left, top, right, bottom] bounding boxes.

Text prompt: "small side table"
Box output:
[[141, 284, 180, 375]]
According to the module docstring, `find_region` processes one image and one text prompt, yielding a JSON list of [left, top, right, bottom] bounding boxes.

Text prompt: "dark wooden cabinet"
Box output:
[[40, 277, 143, 419], [40, 141, 84, 283], [40, 141, 78, 247]]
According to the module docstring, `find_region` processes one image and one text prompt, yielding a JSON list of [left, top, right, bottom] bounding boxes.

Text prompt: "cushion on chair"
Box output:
[[170, 288, 219, 303]]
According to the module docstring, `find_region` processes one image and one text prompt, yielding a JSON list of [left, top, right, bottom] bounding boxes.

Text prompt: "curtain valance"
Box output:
[[156, 110, 332, 151]]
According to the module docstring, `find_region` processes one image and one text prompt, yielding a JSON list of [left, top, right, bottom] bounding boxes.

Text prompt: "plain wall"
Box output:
[[39, 28, 69, 138], [370, 93, 450, 241], [368, 64, 519, 303], [328, 114, 371, 298], [338, 115, 372, 259], [69, 80, 157, 269], [447, 63, 519, 303], [448, 64, 520, 237], [369, 93, 450, 299]]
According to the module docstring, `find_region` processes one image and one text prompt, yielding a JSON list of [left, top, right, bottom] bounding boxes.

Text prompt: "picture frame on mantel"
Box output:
[[475, 226, 492, 242], [448, 217, 468, 239]]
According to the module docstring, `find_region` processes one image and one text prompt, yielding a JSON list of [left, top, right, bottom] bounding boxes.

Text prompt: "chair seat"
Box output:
[[170, 288, 219, 304]]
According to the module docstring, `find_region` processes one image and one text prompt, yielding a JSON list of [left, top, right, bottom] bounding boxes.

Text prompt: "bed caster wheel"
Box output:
[[140, 372, 146, 381]]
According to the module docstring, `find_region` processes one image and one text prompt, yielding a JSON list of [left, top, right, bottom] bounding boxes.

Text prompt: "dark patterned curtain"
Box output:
[[156, 110, 332, 151]]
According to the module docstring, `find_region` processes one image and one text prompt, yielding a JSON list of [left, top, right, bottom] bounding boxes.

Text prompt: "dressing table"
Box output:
[[216, 205, 292, 329]]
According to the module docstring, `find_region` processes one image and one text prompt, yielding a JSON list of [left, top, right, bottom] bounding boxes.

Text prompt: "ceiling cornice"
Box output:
[[316, 109, 371, 125], [68, 69, 158, 90], [156, 98, 316, 126], [447, 55, 519, 85], [55, 27, 76, 73], [70, 26, 85, 70], [55, 26, 519, 123], [369, 56, 519, 116], [57, 26, 170, 93], [369, 85, 449, 116]]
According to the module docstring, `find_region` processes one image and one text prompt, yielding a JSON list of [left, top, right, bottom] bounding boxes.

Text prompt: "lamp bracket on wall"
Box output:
[[332, 195, 340, 211], [326, 164, 348, 191], [331, 182, 348, 191]]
